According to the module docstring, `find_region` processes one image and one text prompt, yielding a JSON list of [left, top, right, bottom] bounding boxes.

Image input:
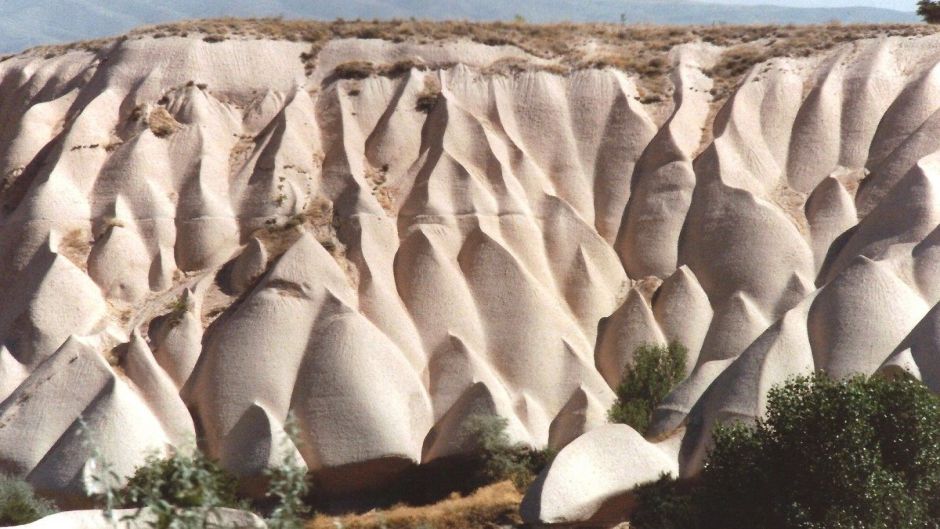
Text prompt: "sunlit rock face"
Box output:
[[2, 28, 940, 505]]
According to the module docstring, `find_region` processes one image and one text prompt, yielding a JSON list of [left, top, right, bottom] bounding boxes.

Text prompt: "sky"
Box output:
[[709, 0, 915, 11], [0, 0, 922, 53]]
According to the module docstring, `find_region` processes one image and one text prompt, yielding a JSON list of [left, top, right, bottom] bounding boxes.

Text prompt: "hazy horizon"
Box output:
[[711, 0, 915, 11], [0, 0, 922, 53]]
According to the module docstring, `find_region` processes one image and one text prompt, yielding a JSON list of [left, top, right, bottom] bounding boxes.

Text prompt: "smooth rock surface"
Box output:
[[520, 424, 677, 525], [1, 27, 940, 513]]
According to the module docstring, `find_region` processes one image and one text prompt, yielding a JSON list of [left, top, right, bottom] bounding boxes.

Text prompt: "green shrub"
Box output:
[[918, 0, 940, 23], [120, 449, 242, 529], [629, 373, 940, 529], [629, 473, 697, 529], [462, 413, 555, 491], [700, 373, 940, 529], [81, 412, 316, 528], [0, 475, 55, 526], [608, 342, 687, 434], [264, 420, 311, 529]]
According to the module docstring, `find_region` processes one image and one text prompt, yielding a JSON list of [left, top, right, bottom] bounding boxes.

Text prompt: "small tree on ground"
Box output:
[[629, 373, 940, 529], [462, 413, 555, 491], [608, 342, 687, 435], [120, 449, 242, 529], [80, 415, 314, 529], [918, 0, 940, 23], [699, 373, 940, 529], [264, 419, 310, 529], [629, 473, 697, 529]]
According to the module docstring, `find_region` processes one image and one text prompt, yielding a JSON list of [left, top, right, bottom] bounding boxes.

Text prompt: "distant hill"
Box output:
[[0, 0, 920, 52]]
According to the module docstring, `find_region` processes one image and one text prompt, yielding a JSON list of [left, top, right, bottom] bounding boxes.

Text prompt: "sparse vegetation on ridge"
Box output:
[[147, 107, 182, 138], [16, 18, 939, 106]]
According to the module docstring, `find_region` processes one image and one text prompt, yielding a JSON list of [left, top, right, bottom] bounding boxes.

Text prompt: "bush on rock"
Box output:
[[608, 342, 687, 434]]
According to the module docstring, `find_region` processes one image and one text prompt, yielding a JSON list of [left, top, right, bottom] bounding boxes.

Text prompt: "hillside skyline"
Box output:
[[0, 0, 922, 53]]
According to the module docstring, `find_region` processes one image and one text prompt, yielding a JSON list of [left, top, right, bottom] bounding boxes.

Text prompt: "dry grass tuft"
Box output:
[[332, 59, 456, 80], [364, 163, 395, 212], [333, 60, 377, 80], [148, 107, 181, 138], [164, 294, 192, 328], [58, 228, 92, 271], [306, 481, 523, 529], [414, 76, 443, 113]]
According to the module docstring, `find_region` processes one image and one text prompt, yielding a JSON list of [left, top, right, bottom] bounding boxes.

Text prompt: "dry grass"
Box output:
[[162, 293, 192, 329], [133, 19, 938, 105], [414, 76, 443, 113], [306, 480, 523, 529], [16, 18, 940, 106], [256, 194, 361, 288], [333, 60, 379, 80], [148, 106, 181, 138], [364, 163, 395, 212], [331, 59, 457, 81], [58, 228, 92, 271]]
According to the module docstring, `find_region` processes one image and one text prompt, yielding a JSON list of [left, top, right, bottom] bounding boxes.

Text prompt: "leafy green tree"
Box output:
[[630, 373, 940, 529], [0, 475, 56, 525], [120, 449, 242, 529], [629, 473, 697, 529], [699, 373, 940, 529], [608, 342, 687, 434], [918, 0, 940, 23]]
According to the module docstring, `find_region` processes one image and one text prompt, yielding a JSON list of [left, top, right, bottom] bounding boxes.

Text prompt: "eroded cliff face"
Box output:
[[1, 26, 940, 502]]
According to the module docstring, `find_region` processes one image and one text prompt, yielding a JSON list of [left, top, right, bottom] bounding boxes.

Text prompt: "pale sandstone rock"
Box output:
[[229, 237, 268, 293], [520, 424, 677, 525], [1, 29, 940, 514], [0, 338, 176, 504], [652, 265, 712, 372]]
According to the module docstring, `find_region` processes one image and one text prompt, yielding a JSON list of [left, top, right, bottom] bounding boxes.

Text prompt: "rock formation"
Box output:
[[1, 23, 940, 519]]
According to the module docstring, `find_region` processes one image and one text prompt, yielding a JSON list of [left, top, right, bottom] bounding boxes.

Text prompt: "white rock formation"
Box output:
[[520, 424, 677, 525], [0, 26, 939, 518]]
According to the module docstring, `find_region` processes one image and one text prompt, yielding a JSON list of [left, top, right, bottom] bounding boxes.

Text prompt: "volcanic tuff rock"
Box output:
[[1, 24, 940, 515]]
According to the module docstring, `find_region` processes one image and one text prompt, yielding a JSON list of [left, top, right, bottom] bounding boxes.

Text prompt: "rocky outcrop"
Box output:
[[1, 28, 940, 513], [520, 424, 677, 525]]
